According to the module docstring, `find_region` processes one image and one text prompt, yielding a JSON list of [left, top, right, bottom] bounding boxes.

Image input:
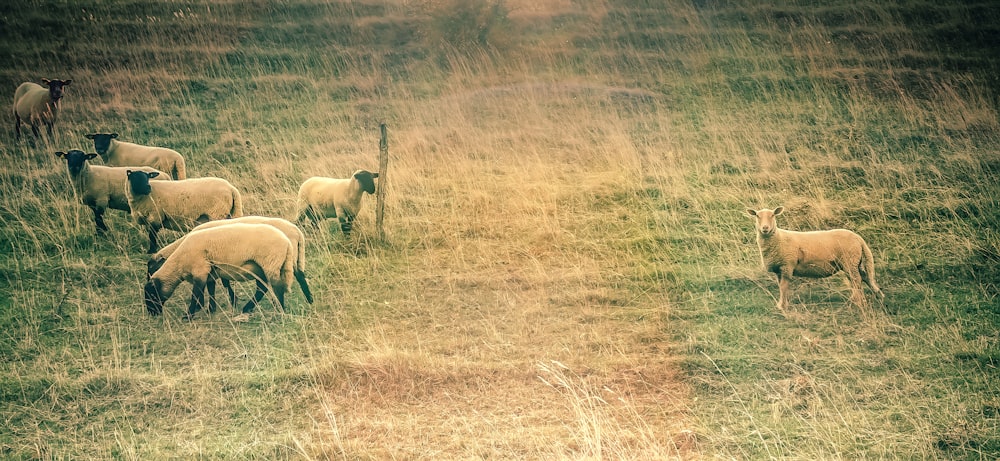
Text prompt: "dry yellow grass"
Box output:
[[2, 0, 999, 458]]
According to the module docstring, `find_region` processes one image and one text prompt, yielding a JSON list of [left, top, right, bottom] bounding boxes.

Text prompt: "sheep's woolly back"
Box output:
[[151, 223, 293, 300], [64, 160, 167, 212], [155, 216, 306, 273], [757, 228, 865, 275], [87, 134, 188, 180], [107, 139, 187, 180], [127, 176, 243, 231]]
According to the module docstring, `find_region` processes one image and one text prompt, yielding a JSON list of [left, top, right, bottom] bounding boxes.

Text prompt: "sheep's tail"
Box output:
[[859, 238, 884, 299], [278, 243, 296, 308], [230, 188, 244, 218], [291, 228, 312, 303], [174, 157, 187, 180]]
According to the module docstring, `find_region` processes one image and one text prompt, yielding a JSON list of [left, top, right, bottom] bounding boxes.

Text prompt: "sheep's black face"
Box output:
[[86, 133, 117, 155], [144, 280, 165, 315], [43, 78, 70, 101], [127, 170, 154, 196], [60, 149, 96, 177], [147, 256, 166, 279], [356, 171, 377, 194]]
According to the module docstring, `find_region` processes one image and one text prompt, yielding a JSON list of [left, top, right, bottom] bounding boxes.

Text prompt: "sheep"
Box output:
[[84, 133, 187, 179], [55, 149, 170, 234], [125, 170, 243, 254], [296, 169, 379, 236], [747, 206, 884, 310], [144, 223, 295, 319], [148, 216, 313, 306], [13, 78, 71, 140]]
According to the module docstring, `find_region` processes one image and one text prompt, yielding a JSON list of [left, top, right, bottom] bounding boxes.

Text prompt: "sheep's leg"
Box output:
[[146, 227, 160, 254], [776, 270, 792, 310], [297, 208, 318, 228], [206, 276, 219, 313], [90, 206, 108, 234], [223, 279, 236, 309], [273, 284, 287, 311], [45, 122, 53, 139], [295, 270, 314, 304], [241, 280, 268, 314], [187, 279, 208, 320], [30, 124, 41, 139], [339, 211, 355, 236], [845, 268, 867, 307], [859, 257, 884, 301], [14, 116, 21, 140]]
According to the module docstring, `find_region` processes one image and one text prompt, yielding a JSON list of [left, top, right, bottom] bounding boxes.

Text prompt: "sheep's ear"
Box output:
[[55, 151, 66, 158], [371, 172, 380, 179], [148, 172, 160, 179], [85, 153, 98, 160], [126, 169, 134, 175], [110, 133, 119, 139], [773, 206, 784, 215], [63, 80, 71, 86], [41, 78, 51, 84], [746, 209, 757, 217], [84, 133, 95, 139]]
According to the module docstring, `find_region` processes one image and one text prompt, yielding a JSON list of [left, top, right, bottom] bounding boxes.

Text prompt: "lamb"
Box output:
[[13, 78, 71, 140], [55, 149, 170, 234], [747, 206, 884, 310], [144, 223, 295, 319], [125, 170, 243, 253], [296, 169, 379, 236], [148, 216, 313, 306], [85, 133, 187, 179]]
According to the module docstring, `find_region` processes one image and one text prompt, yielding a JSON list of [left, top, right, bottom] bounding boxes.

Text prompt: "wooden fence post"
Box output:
[[375, 123, 388, 240]]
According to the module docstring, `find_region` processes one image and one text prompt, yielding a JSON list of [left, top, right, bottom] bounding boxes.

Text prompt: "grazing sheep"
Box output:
[[144, 223, 295, 319], [13, 78, 71, 140], [296, 169, 379, 236], [747, 206, 884, 310], [125, 170, 243, 253], [55, 150, 169, 234], [84, 133, 187, 179], [149, 216, 313, 306]]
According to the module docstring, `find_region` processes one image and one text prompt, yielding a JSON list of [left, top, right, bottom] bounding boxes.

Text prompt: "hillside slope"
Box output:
[[1, 0, 998, 458]]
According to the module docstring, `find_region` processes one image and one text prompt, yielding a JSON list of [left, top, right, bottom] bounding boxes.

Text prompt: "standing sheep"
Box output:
[[85, 133, 187, 179], [13, 78, 71, 140], [149, 216, 313, 306], [747, 206, 884, 310], [296, 169, 379, 236], [144, 223, 295, 319], [56, 150, 169, 234], [125, 170, 243, 253]]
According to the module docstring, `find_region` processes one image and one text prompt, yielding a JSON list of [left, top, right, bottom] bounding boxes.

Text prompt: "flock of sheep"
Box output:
[[15, 77, 380, 321], [15, 77, 886, 319]]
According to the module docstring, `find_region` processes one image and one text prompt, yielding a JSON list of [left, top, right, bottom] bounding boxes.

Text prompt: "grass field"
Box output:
[[2, 0, 999, 458]]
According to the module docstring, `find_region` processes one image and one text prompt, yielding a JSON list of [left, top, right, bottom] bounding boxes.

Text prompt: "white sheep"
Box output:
[[55, 149, 170, 234], [125, 170, 244, 253], [144, 223, 295, 319], [13, 78, 71, 140], [84, 133, 187, 179], [149, 216, 313, 306], [747, 206, 884, 310], [296, 169, 379, 236]]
